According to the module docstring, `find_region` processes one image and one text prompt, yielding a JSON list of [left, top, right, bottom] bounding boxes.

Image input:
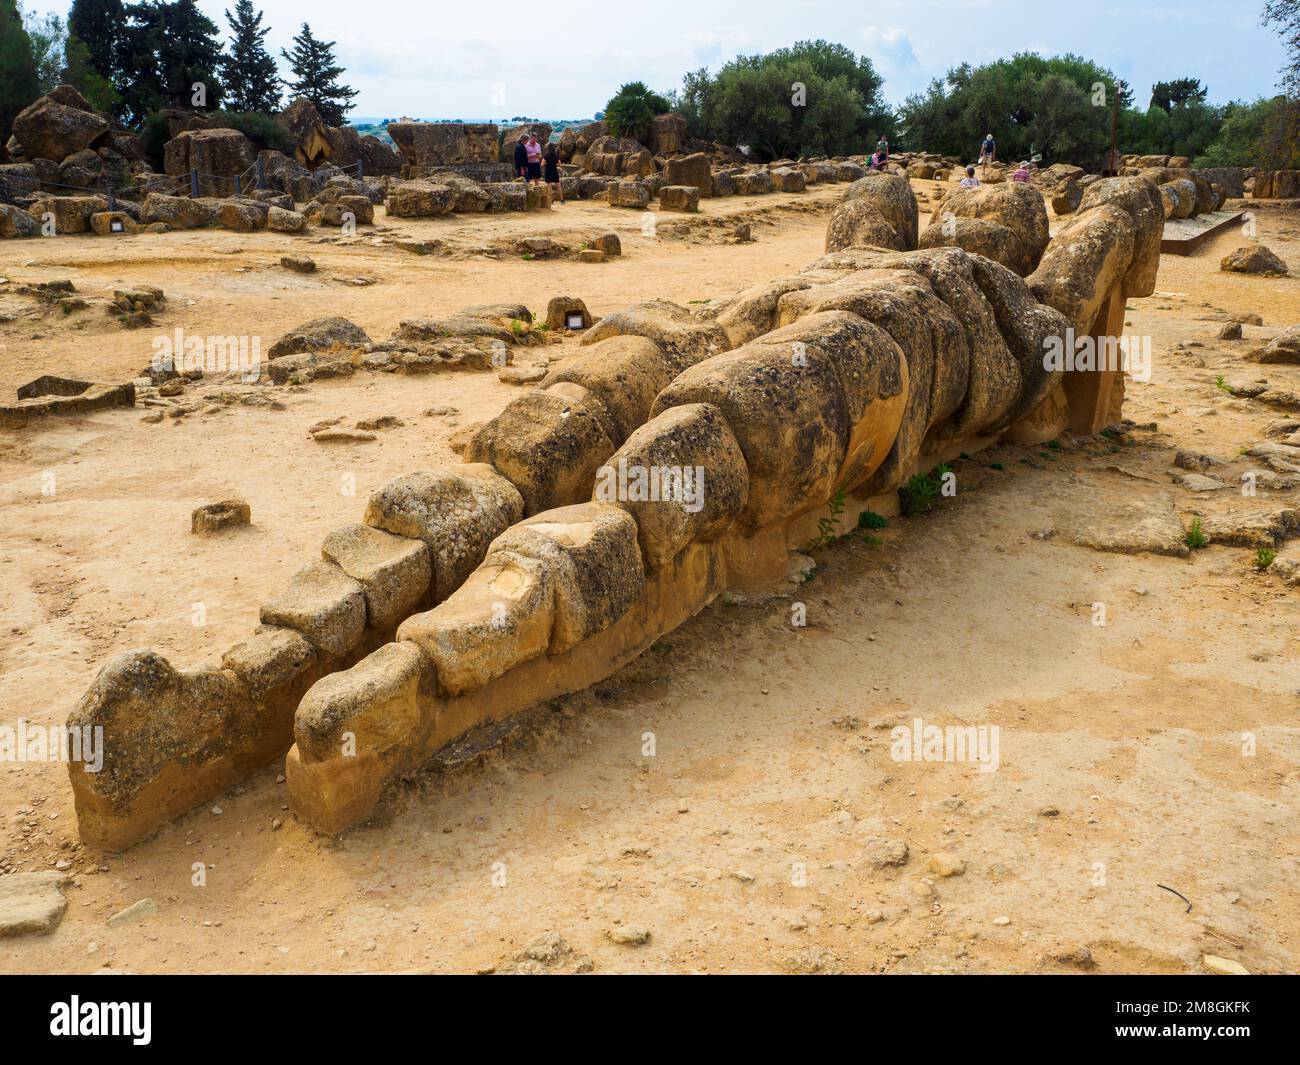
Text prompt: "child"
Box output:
[[960, 165, 980, 189], [544, 143, 563, 203]]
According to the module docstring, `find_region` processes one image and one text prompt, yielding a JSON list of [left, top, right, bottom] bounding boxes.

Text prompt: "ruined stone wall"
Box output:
[[67, 175, 1164, 848], [387, 123, 500, 171]]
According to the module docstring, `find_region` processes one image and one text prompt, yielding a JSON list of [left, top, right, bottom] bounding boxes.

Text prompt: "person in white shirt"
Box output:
[[959, 165, 980, 188]]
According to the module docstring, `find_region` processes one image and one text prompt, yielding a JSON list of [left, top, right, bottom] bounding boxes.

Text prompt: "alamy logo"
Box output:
[[594, 459, 706, 514], [0, 719, 103, 772], [1042, 328, 1151, 383], [890, 717, 1000, 773], [152, 328, 262, 381], [50, 997, 151, 1045]]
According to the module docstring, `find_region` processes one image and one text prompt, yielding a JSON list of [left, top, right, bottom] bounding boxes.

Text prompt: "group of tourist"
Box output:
[[868, 132, 1032, 188], [512, 132, 564, 203]]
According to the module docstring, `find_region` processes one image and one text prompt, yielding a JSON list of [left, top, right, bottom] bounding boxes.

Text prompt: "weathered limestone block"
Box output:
[[221, 626, 317, 702], [918, 216, 1027, 273], [825, 197, 910, 252], [490, 502, 644, 652], [259, 560, 367, 658], [775, 269, 968, 492], [387, 180, 456, 218], [288, 538, 727, 833], [658, 185, 700, 211], [609, 180, 652, 208], [268, 316, 371, 359], [817, 247, 1018, 443], [294, 640, 430, 765], [363, 464, 524, 601], [1028, 204, 1136, 334], [541, 335, 677, 441], [840, 174, 919, 249], [599, 403, 749, 567], [267, 205, 307, 233], [10, 89, 109, 160], [741, 310, 909, 492], [652, 324, 854, 532], [464, 385, 621, 515], [770, 166, 807, 192], [735, 169, 774, 195], [579, 299, 729, 374], [89, 210, 139, 236], [141, 192, 216, 229], [663, 153, 713, 195], [1076, 176, 1163, 298], [27, 195, 107, 234], [700, 277, 814, 347], [67, 651, 256, 851], [320, 523, 432, 631], [969, 255, 1071, 428], [217, 200, 262, 232], [388, 122, 499, 167], [398, 549, 556, 695], [545, 295, 592, 331], [928, 182, 1050, 275], [0, 203, 40, 238]]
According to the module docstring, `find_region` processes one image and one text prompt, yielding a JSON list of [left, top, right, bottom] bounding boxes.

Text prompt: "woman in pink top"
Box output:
[[1012, 162, 1031, 183], [525, 135, 543, 185]]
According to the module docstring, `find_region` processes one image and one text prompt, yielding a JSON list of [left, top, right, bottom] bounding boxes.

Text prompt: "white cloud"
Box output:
[[861, 26, 919, 69]]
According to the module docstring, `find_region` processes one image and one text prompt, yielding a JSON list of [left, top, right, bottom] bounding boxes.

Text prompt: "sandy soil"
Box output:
[[1, 179, 1298, 974]]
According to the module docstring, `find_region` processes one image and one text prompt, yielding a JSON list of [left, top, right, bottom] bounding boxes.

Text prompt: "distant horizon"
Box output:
[[28, 0, 1290, 119]]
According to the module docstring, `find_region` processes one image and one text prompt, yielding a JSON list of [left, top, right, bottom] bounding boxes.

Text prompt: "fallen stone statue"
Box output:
[[67, 175, 1164, 848]]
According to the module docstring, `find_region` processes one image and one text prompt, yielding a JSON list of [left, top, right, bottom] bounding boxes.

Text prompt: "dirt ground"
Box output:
[[1, 177, 1298, 974]]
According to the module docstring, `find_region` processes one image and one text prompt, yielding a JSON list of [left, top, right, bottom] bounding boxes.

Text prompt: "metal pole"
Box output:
[[107, 187, 117, 211], [257, 156, 266, 190], [234, 174, 242, 197], [358, 156, 364, 180], [190, 169, 199, 197]]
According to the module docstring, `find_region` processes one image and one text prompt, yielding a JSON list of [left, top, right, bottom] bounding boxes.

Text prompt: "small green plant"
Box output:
[[1184, 518, 1208, 550], [521, 253, 535, 262], [807, 489, 847, 550], [899, 464, 951, 517], [1214, 374, 1231, 393], [987, 462, 1004, 471], [858, 510, 888, 530], [1254, 547, 1277, 570], [1046, 439, 1061, 450]]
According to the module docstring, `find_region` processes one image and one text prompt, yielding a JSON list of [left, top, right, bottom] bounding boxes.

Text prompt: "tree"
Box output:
[[675, 40, 892, 158], [0, 0, 39, 141], [603, 81, 670, 141], [1150, 78, 1207, 112], [1264, 0, 1300, 93], [156, 0, 225, 109], [281, 22, 357, 125], [67, 0, 125, 83], [23, 10, 67, 94], [63, 34, 121, 114], [221, 0, 280, 113], [898, 53, 1127, 165]]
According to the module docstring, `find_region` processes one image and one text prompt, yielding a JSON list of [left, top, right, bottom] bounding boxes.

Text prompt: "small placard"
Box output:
[[110, 220, 124, 233], [566, 312, 585, 330]]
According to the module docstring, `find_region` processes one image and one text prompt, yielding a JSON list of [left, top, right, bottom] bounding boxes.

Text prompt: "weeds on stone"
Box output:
[[1214, 375, 1231, 393], [1254, 547, 1277, 570], [900, 464, 951, 517], [807, 489, 847, 550], [1185, 518, 1208, 550]]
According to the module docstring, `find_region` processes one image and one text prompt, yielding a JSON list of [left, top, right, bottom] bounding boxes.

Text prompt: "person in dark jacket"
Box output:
[[543, 143, 563, 203], [513, 136, 528, 180]]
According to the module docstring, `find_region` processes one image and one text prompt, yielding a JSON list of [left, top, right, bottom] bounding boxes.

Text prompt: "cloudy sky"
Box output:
[[33, 0, 1288, 119]]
